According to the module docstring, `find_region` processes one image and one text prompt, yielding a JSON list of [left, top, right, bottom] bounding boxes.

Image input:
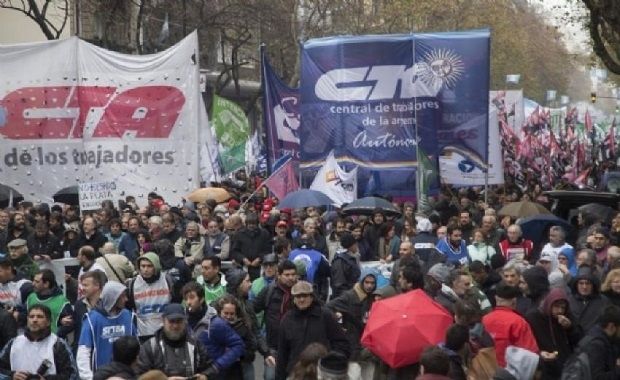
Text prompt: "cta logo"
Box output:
[[0, 86, 185, 139], [458, 159, 476, 173]]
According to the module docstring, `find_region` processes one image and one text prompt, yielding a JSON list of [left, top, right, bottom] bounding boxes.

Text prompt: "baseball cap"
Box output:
[[162, 303, 187, 320], [263, 253, 278, 265], [7, 239, 27, 248], [291, 281, 313, 296]]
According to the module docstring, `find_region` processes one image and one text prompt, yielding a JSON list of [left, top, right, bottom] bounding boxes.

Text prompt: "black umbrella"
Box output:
[[517, 214, 573, 247], [277, 189, 334, 209], [578, 203, 617, 223], [0, 184, 24, 208], [342, 196, 401, 217], [53, 185, 79, 205]]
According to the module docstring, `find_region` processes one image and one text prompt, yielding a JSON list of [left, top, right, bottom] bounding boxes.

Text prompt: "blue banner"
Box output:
[[261, 51, 301, 172], [299, 30, 489, 195]]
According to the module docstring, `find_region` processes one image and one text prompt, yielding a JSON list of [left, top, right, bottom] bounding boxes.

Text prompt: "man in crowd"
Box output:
[[569, 265, 608, 333], [74, 271, 106, 352], [482, 282, 539, 367], [118, 216, 142, 263], [6, 212, 30, 245], [289, 234, 330, 301], [7, 239, 38, 280], [136, 303, 214, 379], [252, 260, 297, 380], [499, 224, 534, 263], [75, 216, 107, 253], [77, 282, 137, 379], [203, 217, 230, 260], [578, 305, 620, 378], [326, 218, 346, 262], [331, 232, 361, 298], [328, 268, 378, 378], [127, 252, 174, 341], [232, 213, 272, 280], [435, 225, 469, 266], [275, 281, 349, 380], [458, 210, 476, 244], [93, 336, 140, 380], [174, 221, 205, 271], [103, 218, 126, 252], [540, 226, 575, 263], [27, 269, 73, 337], [27, 220, 62, 260], [0, 305, 78, 379], [196, 256, 227, 304]]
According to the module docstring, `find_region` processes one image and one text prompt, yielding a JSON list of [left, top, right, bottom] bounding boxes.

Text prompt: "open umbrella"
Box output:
[[517, 214, 573, 246], [498, 201, 551, 219], [578, 203, 617, 223], [361, 289, 452, 368], [53, 185, 79, 205], [0, 184, 24, 208], [186, 187, 231, 203], [342, 196, 401, 217], [277, 189, 333, 209]]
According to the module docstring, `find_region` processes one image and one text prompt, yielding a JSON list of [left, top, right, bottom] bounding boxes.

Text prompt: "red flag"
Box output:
[[549, 130, 561, 158], [574, 167, 591, 187], [585, 110, 593, 133], [262, 158, 299, 200]]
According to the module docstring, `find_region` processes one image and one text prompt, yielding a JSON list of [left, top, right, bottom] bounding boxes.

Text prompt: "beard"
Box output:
[[164, 328, 185, 341]]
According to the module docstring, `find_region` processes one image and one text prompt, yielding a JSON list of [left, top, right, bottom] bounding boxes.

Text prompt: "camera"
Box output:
[[27, 359, 52, 379]]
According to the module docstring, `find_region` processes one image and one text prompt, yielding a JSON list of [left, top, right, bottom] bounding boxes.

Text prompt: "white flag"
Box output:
[[310, 151, 357, 207]]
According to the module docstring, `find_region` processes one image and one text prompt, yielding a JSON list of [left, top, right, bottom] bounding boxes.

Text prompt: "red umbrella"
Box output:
[[361, 289, 453, 368]]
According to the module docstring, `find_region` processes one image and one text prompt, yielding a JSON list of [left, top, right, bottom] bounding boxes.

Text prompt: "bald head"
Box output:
[[399, 241, 413, 257]]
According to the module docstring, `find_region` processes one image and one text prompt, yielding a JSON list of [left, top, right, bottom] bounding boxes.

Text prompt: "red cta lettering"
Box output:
[[0, 85, 185, 139]]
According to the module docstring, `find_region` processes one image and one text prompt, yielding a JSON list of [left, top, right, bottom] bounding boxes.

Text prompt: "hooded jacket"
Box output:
[[327, 267, 377, 360], [128, 252, 172, 338], [581, 325, 620, 380], [330, 248, 361, 298], [526, 288, 581, 379], [195, 306, 245, 374], [522, 266, 550, 314], [568, 266, 608, 334], [77, 282, 137, 380]]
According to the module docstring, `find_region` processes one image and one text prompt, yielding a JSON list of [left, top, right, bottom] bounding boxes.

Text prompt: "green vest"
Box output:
[[26, 292, 70, 333], [197, 274, 226, 305]]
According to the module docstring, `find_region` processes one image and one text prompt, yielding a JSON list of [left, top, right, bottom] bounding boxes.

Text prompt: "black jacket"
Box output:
[[330, 250, 361, 298], [568, 267, 608, 333], [581, 325, 620, 380], [251, 282, 294, 351], [27, 232, 62, 259], [0, 308, 17, 350], [74, 231, 108, 254], [275, 302, 350, 380], [94, 361, 136, 380], [231, 227, 272, 263], [327, 282, 373, 360], [526, 289, 581, 379], [136, 328, 216, 377]]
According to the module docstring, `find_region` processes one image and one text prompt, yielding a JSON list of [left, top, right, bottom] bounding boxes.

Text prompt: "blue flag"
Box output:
[[299, 30, 490, 196], [261, 51, 301, 172]]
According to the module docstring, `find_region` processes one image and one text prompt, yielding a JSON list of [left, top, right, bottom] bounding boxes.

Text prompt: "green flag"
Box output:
[[211, 95, 250, 173], [416, 147, 438, 213]]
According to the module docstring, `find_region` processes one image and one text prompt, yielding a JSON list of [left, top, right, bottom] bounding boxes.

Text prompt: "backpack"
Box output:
[[561, 335, 594, 380]]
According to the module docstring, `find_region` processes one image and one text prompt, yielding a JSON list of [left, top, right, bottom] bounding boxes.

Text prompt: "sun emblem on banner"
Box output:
[[418, 49, 464, 90]]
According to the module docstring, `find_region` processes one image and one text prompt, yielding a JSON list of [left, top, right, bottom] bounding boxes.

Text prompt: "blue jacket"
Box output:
[[436, 238, 469, 266], [196, 310, 245, 372], [117, 233, 140, 263]]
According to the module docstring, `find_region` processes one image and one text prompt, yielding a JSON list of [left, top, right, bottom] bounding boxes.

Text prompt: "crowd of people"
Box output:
[[0, 180, 619, 380]]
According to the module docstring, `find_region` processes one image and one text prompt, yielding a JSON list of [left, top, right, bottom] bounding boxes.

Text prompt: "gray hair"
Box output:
[[502, 260, 523, 275], [148, 215, 162, 227], [549, 225, 566, 240]]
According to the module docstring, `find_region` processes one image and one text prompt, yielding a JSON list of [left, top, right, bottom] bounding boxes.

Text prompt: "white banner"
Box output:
[[490, 90, 524, 137], [310, 151, 357, 207], [0, 33, 205, 205], [439, 110, 504, 185], [79, 180, 120, 211]]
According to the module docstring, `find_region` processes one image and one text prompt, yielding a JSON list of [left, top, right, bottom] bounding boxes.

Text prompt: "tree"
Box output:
[[0, 0, 69, 39], [580, 0, 620, 74]]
